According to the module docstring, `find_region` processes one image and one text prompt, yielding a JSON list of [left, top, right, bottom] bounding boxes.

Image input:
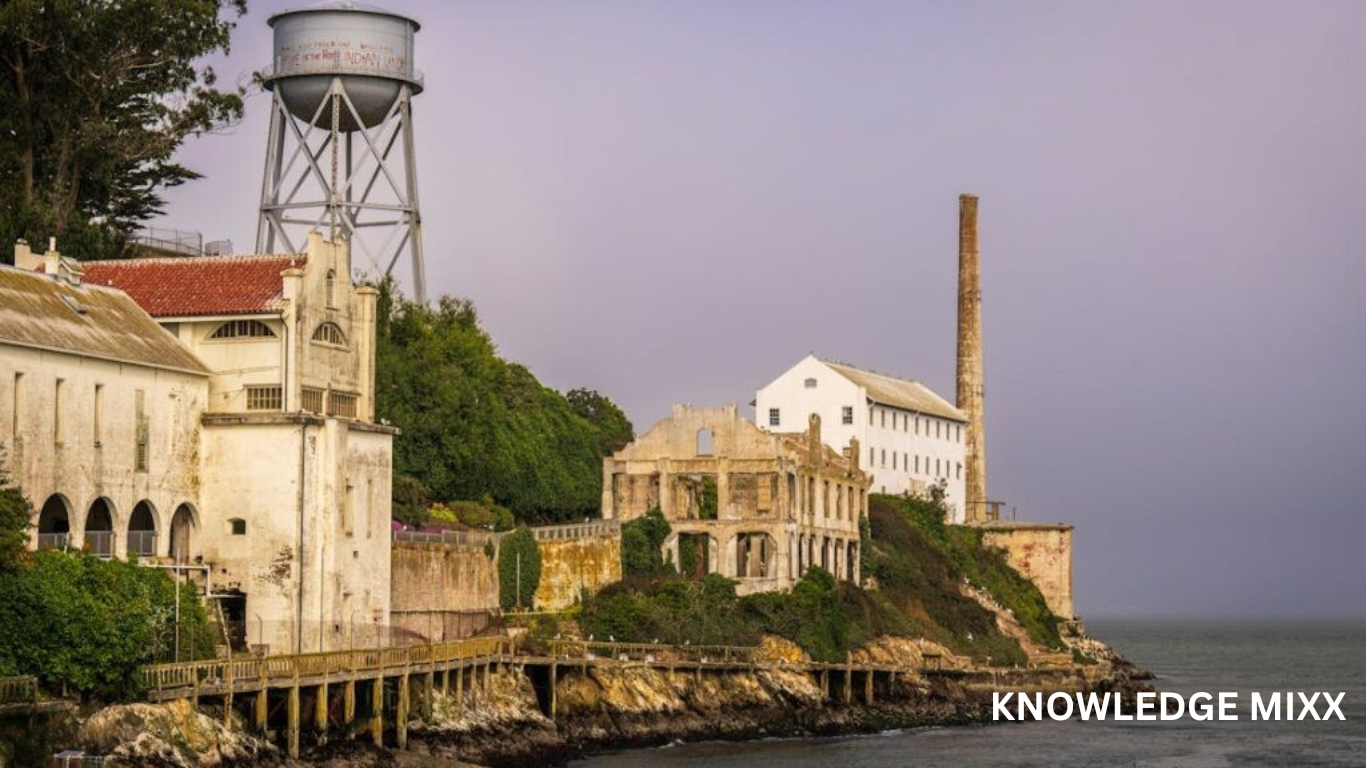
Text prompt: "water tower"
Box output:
[[256, 0, 428, 302]]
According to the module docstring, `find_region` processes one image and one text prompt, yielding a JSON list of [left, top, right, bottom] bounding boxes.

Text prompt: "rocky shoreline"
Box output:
[[19, 634, 1150, 768]]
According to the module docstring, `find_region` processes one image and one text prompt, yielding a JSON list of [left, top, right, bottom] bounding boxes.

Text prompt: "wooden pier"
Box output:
[[141, 637, 942, 758]]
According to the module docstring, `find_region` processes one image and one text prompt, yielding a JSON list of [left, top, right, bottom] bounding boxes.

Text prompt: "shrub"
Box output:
[[621, 508, 673, 579], [0, 551, 217, 700], [497, 528, 542, 610], [429, 497, 515, 532]]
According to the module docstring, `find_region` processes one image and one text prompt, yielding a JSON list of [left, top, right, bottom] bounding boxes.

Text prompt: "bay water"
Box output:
[[571, 619, 1366, 768]]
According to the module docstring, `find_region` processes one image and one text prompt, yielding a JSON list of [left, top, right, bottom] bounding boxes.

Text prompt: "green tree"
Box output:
[[621, 508, 673, 579], [375, 282, 613, 523], [0, 0, 248, 260], [566, 388, 634, 455], [0, 447, 32, 570], [497, 528, 541, 610]]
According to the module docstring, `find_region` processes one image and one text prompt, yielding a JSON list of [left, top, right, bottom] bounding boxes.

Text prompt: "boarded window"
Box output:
[[134, 389, 149, 472]]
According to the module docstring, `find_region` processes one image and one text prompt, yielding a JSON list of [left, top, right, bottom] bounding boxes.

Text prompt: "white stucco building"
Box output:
[[1, 234, 394, 654], [754, 355, 968, 522]]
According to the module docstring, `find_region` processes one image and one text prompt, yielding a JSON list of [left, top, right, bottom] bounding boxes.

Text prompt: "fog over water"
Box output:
[[155, 1, 1366, 618]]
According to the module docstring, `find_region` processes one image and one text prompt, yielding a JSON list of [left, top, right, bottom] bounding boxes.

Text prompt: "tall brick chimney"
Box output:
[[956, 194, 987, 522]]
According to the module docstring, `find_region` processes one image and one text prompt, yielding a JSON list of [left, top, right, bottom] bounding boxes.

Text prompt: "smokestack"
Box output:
[[956, 194, 987, 522]]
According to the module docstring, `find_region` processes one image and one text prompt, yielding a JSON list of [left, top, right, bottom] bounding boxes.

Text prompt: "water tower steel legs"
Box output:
[[257, 78, 428, 303]]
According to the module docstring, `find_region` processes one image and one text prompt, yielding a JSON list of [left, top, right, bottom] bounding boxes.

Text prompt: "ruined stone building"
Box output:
[[0, 234, 394, 653], [601, 404, 869, 594], [754, 355, 969, 521]]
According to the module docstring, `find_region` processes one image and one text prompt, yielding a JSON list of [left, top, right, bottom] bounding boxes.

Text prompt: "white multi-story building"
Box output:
[[1, 234, 393, 654], [754, 355, 969, 522]]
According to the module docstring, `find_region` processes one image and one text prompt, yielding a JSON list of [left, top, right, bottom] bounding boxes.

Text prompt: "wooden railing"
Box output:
[[548, 640, 759, 665], [0, 675, 37, 705], [142, 636, 511, 695]]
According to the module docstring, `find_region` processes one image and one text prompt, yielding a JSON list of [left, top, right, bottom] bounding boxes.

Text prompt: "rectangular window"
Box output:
[[246, 385, 283, 411], [301, 387, 325, 414], [134, 389, 148, 472], [868, 408, 874, 425], [328, 391, 358, 419], [880, 409, 885, 428], [957, 462, 963, 480], [957, 424, 962, 442], [842, 406, 853, 425], [880, 448, 886, 467], [937, 420, 942, 439], [803, 377, 817, 389], [892, 453, 898, 470], [915, 416, 921, 435], [11, 372, 21, 442], [93, 384, 104, 446], [768, 408, 780, 427], [53, 378, 64, 444], [936, 458, 941, 476], [869, 446, 874, 465], [915, 455, 920, 473]]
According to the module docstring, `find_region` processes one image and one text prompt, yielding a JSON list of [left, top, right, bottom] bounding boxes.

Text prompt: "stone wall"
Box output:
[[532, 523, 622, 611], [390, 536, 499, 642], [979, 522, 1074, 619]]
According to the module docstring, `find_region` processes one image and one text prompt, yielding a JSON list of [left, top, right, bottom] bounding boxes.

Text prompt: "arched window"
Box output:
[[311, 322, 346, 346], [37, 495, 71, 550], [170, 504, 196, 564], [209, 320, 276, 340], [696, 428, 713, 456], [128, 501, 156, 557], [85, 497, 114, 557]]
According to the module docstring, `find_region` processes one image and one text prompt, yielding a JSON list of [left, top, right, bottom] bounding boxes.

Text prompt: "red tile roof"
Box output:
[[81, 254, 306, 318]]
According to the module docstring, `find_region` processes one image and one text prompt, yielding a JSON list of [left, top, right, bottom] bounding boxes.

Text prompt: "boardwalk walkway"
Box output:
[[140, 636, 946, 758]]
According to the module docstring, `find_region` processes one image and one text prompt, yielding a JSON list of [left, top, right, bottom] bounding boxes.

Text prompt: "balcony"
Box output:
[[37, 533, 69, 550]]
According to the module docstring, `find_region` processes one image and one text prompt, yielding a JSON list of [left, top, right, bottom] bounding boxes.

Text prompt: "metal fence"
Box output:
[[83, 531, 113, 558], [0, 675, 37, 705], [126, 531, 157, 557], [393, 529, 495, 547]]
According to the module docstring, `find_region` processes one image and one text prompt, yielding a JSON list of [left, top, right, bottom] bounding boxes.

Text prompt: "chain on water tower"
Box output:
[[256, 0, 428, 303]]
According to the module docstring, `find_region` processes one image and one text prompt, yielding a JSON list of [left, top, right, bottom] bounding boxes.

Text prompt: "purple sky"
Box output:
[[157, 1, 1366, 618]]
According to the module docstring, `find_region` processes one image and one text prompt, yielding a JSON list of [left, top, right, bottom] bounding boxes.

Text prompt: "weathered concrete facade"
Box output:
[[531, 521, 621, 610], [390, 534, 499, 642], [979, 522, 1074, 620], [956, 194, 988, 521], [3, 235, 395, 655], [603, 404, 869, 594]]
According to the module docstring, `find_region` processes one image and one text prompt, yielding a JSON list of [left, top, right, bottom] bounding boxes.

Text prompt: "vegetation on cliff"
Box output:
[[866, 493, 1062, 657], [580, 494, 1063, 666], [376, 282, 633, 524]]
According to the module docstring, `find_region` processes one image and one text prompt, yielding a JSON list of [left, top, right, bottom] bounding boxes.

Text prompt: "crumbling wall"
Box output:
[[534, 533, 622, 611], [391, 539, 498, 641], [979, 524, 1074, 619]]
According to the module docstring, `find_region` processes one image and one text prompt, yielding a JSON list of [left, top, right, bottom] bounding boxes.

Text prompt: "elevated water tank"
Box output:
[[264, 0, 422, 131]]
